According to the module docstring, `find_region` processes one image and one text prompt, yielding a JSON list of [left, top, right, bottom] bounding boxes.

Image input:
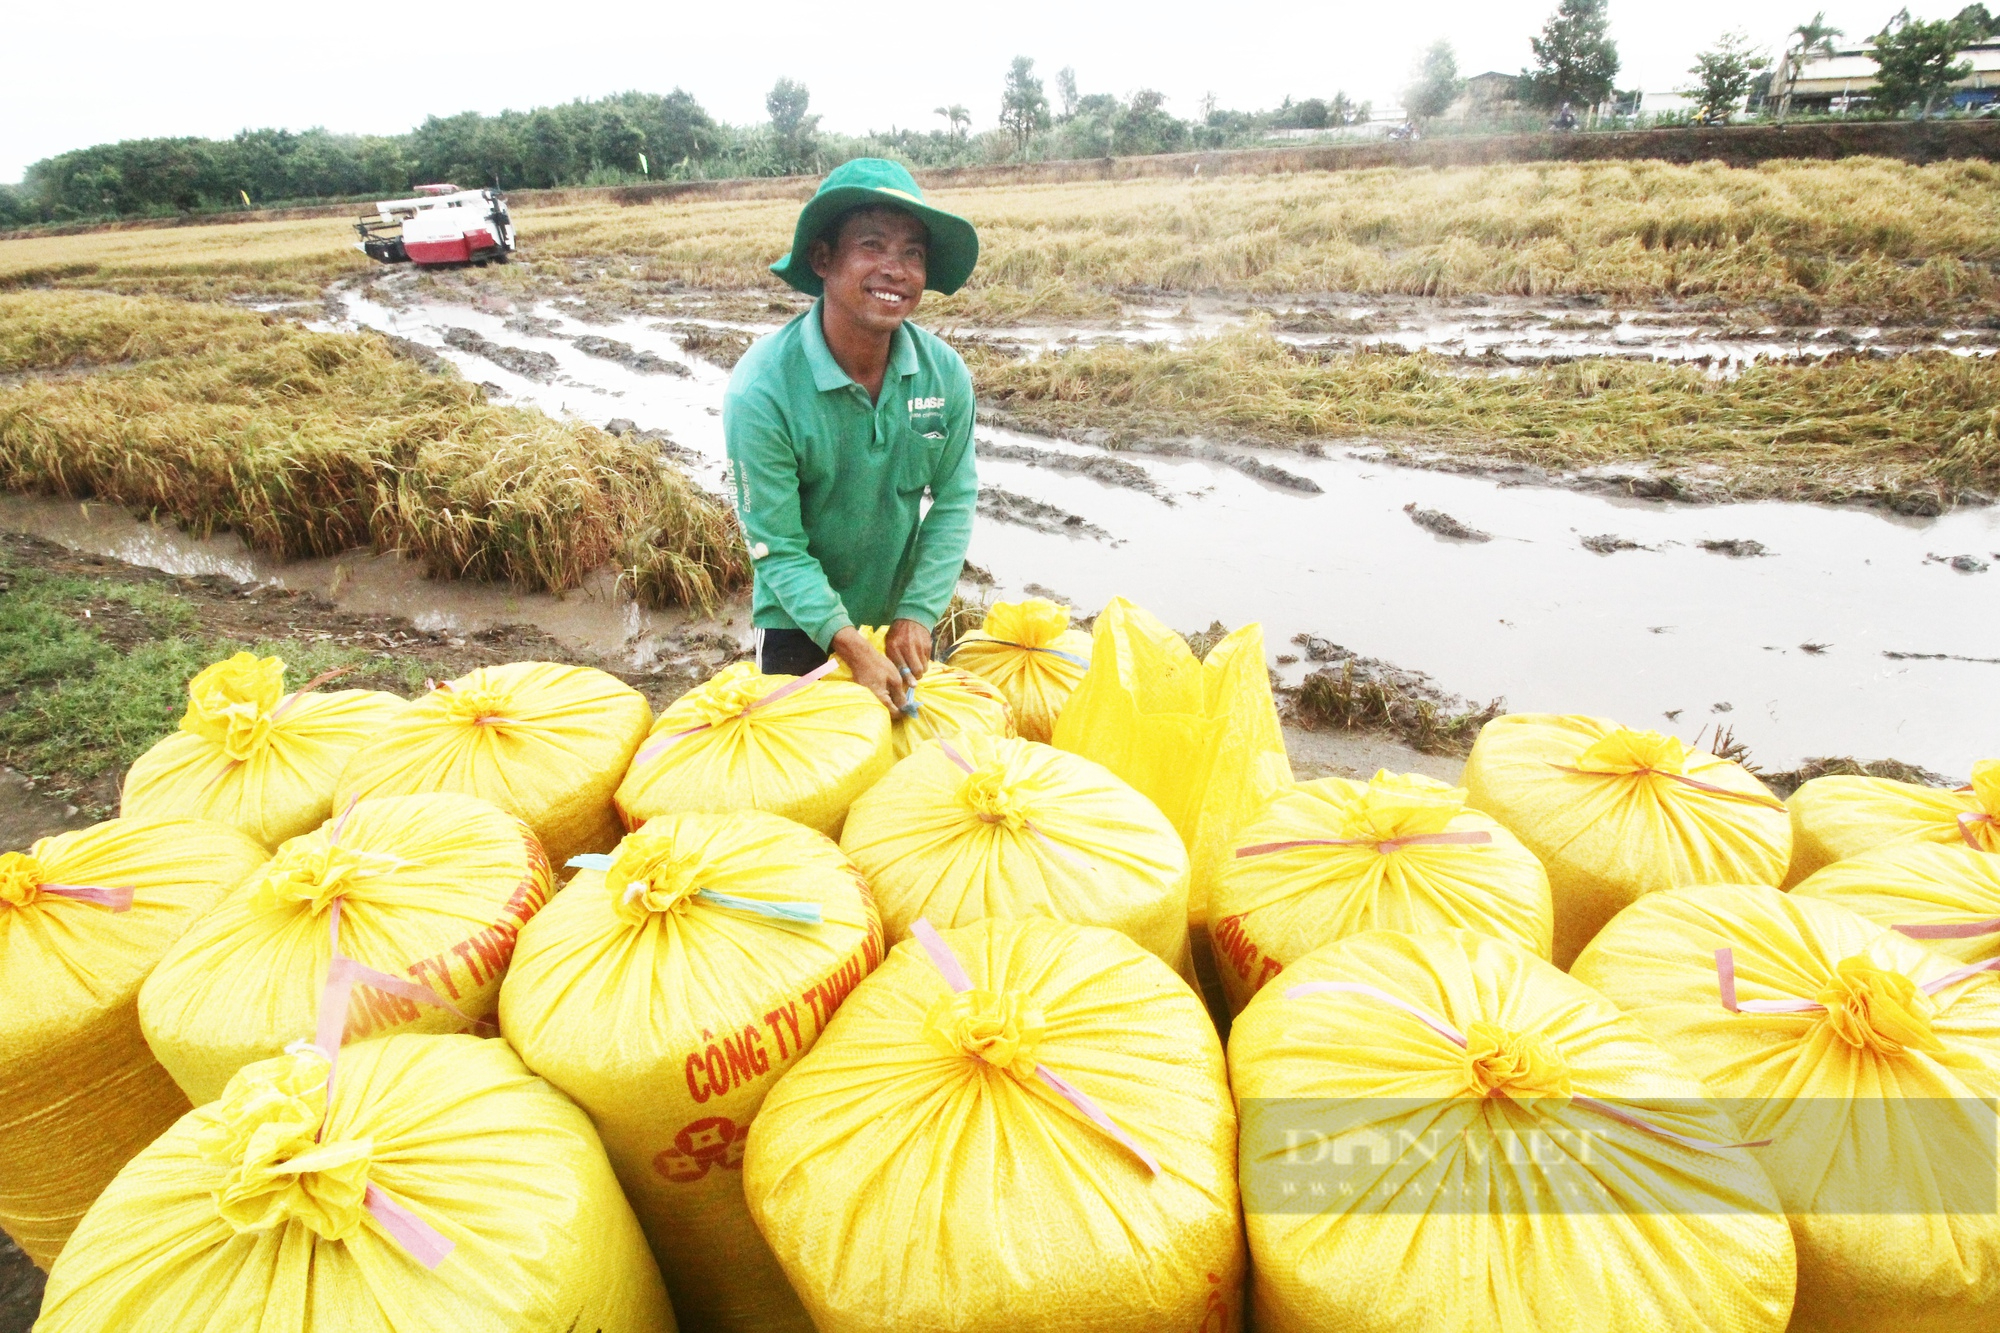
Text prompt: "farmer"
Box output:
[[724, 158, 979, 713]]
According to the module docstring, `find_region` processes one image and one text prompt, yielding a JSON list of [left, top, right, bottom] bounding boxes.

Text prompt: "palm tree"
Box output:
[[1777, 12, 1844, 121], [934, 105, 971, 140]]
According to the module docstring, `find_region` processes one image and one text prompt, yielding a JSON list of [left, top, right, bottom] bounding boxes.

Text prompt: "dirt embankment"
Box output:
[[0, 532, 730, 824], [9, 120, 1999, 243]]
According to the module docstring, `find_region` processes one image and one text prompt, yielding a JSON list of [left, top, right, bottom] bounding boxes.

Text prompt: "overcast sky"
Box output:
[[3, 0, 1971, 182]]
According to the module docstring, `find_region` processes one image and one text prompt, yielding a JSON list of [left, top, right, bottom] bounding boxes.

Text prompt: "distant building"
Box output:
[[1788, 40, 2000, 113], [1464, 72, 1519, 105], [1443, 72, 1520, 121]]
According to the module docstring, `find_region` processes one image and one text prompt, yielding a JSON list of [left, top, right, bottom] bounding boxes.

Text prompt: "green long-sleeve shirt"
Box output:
[[723, 301, 977, 648]]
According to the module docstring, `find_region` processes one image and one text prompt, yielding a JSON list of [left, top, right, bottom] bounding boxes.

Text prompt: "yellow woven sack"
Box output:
[[1794, 843, 2000, 964], [615, 662, 894, 839], [1573, 883, 2000, 1333], [838, 734, 1191, 972], [333, 660, 650, 870], [1783, 759, 1999, 887], [1209, 770, 1553, 1014], [1462, 716, 1790, 967], [827, 626, 1015, 758], [944, 598, 1092, 743], [139, 792, 553, 1104], [1230, 927, 1794, 1333], [744, 917, 1245, 1333], [34, 1034, 676, 1332], [122, 653, 407, 849], [0, 818, 266, 1268], [501, 811, 883, 1333], [1051, 597, 1291, 926]]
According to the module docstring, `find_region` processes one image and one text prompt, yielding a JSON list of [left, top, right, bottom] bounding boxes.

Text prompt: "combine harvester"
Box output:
[[354, 184, 515, 266]]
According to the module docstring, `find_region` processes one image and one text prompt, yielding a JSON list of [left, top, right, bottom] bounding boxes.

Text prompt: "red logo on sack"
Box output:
[[653, 1115, 750, 1182]]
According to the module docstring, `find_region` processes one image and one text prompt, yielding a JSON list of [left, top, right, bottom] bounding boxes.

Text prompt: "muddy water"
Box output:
[[0, 495, 738, 671], [298, 293, 1994, 778], [969, 297, 1996, 371]]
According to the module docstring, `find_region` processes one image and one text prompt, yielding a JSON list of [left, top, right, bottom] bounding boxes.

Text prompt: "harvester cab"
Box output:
[[354, 185, 515, 266]]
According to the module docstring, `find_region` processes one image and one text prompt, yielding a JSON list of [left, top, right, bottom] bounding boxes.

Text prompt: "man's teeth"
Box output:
[[869, 291, 905, 304]]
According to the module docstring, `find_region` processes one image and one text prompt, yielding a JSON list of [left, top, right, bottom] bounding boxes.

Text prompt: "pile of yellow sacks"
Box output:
[[8, 598, 1999, 1333]]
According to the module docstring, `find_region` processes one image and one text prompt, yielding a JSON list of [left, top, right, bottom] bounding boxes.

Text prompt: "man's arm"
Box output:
[[891, 360, 978, 630], [724, 386, 852, 649]]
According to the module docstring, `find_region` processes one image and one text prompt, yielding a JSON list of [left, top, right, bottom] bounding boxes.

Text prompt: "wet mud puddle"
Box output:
[[0, 493, 737, 676], [34, 288, 1987, 777], [955, 294, 1999, 372]]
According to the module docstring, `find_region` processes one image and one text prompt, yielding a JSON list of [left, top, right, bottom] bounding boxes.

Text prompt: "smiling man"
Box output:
[[723, 158, 980, 711]]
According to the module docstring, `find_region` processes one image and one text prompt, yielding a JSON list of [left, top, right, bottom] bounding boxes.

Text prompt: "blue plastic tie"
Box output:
[[946, 637, 1088, 668], [695, 890, 823, 925], [567, 855, 822, 924]]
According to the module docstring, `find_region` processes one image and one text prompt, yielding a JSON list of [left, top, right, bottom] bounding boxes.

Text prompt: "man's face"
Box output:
[[809, 207, 928, 334]]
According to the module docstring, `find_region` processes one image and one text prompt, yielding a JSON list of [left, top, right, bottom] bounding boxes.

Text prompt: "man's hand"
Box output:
[[831, 626, 908, 712], [883, 619, 933, 681]]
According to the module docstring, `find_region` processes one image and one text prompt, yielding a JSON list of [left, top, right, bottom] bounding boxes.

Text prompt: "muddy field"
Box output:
[[5, 158, 1999, 802], [277, 269, 1996, 779], [6, 157, 1998, 1329], [2, 259, 1994, 786], [0, 529, 1458, 835]]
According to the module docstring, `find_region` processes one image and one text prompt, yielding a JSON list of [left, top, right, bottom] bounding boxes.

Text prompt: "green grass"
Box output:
[[0, 553, 407, 808]]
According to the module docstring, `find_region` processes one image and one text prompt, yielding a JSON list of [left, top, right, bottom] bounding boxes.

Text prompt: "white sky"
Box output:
[[2, 0, 1970, 182]]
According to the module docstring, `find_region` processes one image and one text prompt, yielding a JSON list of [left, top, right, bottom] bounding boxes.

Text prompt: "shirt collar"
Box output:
[[803, 299, 920, 394]]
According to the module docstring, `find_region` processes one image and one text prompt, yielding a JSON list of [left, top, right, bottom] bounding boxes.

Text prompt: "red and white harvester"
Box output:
[[354, 184, 516, 266]]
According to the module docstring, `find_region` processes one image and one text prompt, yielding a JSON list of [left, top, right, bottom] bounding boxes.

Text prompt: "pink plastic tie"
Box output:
[[1546, 763, 1787, 811], [1236, 831, 1493, 858], [1894, 916, 2000, 941], [908, 919, 1159, 1175], [1285, 979, 1770, 1155], [198, 668, 352, 796], [1285, 980, 1469, 1045], [1712, 948, 1825, 1015], [1033, 1065, 1161, 1174], [316, 897, 491, 1117], [633, 658, 837, 767], [1923, 956, 2000, 992], [910, 918, 977, 994], [935, 738, 977, 776], [1714, 946, 2000, 1016], [423, 682, 518, 728], [303, 895, 460, 1268], [37, 883, 135, 911], [361, 1184, 454, 1269], [271, 667, 352, 722], [934, 740, 1092, 874], [1565, 1095, 1768, 1156]]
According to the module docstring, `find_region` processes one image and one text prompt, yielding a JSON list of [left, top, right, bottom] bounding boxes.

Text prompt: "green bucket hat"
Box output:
[[770, 158, 979, 298]]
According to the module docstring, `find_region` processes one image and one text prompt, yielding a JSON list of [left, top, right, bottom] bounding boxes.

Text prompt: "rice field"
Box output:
[[0, 293, 748, 608], [1, 156, 1996, 597], [0, 216, 371, 300], [970, 328, 2000, 503], [522, 156, 2000, 318], [6, 156, 1999, 318]]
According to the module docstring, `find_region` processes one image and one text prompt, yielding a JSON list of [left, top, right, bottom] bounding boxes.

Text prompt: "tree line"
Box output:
[[0, 68, 1380, 227], [1681, 4, 1998, 126], [6, 0, 1995, 227]]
